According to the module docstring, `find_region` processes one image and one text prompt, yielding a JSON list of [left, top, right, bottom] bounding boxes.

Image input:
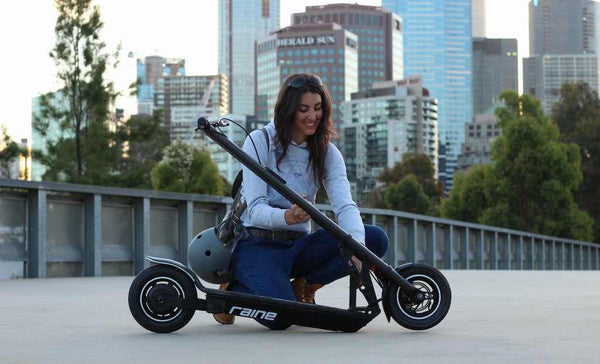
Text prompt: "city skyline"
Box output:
[[0, 0, 528, 142]]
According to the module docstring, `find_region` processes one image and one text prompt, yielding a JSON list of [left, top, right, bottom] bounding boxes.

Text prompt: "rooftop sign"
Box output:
[[278, 35, 335, 47]]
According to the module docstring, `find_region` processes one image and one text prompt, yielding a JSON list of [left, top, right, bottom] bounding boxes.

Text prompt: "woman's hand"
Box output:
[[349, 256, 362, 273], [285, 204, 310, 225], [285, 194, 311, 225]]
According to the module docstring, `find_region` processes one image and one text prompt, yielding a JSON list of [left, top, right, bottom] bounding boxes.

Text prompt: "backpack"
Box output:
[[215, 128, 270, 246]]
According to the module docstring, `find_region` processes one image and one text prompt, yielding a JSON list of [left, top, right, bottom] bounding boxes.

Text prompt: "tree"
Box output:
[[552, 82, 600, 242], [113, 112, 170, 189], [441, 165, 493, 222], [364, 153, 443, 211], [33, 0, 119, 184], [442, 91, 593, 241], [151, 143, 225, 195], [379, 153, 444, 202], [384, 174, 431, 214], [0, 126, 21, 179]]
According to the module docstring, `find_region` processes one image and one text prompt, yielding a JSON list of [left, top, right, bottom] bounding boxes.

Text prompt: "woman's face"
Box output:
[[292, 92, 322, 144]]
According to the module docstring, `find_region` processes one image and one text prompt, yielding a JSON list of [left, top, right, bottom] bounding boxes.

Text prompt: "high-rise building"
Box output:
[[524, 54, 599, 114], [292, 3, 403, 91], [524, 0, 600, 115], [456, 107, 501, 172], [340, 75, 438, 200], [136, 56, 185, 115], [207, 115, 269, 184], [219, 0, 280, 115], [472, 38, 518, 115], [31, 91, 70, 181], [255, 23, 359, 126], [155, 74, 229, 143], [529, 0, 599, 56], [382, 0, 472, 191], [471, 0, 486, 38]]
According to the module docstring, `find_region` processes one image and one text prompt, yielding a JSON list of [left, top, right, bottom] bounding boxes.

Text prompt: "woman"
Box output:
[[215, 73, 389, 329]]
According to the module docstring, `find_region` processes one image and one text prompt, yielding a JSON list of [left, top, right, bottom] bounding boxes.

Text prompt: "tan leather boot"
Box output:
[[291, 277, 324, 304], [213, 283, 235, 325]]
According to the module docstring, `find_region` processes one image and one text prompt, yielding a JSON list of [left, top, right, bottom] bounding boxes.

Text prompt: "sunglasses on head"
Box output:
[[288, 75, 323, 88]]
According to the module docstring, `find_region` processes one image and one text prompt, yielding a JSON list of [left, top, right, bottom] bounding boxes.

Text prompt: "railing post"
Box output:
[[84, 194, 102, 277], [427, 222, 436, 267], [134, 198, 150, 274], [492, 231, 498, 270], [445, 225, 453, 270], [27, 189, 47, 278], [541, 239, 546, 270], [391, 216, 398, 266], [506, 233, 512, 270], [569, 243, 575, 270], [178, 201, 194, 265], [530, 237, 535, 270], [477, 230, 484, 269], [550, 240, 555, 270], [518, 235, 524, 270], [559, 241, 564, 270], [461, 227, 469, 270], [407, 219, 417, 263]]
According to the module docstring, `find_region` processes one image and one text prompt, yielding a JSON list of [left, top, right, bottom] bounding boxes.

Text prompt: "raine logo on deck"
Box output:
[[229, 306, 278, 320]]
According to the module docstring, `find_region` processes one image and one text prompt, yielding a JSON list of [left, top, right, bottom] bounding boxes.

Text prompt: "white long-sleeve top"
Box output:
[[239, 122, 365, 245]]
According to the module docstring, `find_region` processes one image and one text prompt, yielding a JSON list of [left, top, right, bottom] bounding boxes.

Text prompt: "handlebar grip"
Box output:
[[195, 117, 210, 131]]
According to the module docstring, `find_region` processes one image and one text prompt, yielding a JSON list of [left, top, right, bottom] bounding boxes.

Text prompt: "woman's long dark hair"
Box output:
[[273, 73, 336, 184]]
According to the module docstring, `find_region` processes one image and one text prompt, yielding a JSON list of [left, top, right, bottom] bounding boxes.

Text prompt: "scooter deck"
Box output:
[[203, 287, 379, 332]]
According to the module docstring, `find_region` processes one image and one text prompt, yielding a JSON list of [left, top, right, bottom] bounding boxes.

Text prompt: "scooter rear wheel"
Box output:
[[128, 265, 197, 333], [386, 263, 451, 330]]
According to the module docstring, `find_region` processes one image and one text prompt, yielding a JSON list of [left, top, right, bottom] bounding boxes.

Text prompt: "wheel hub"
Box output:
[[146, 284, 179, 314]]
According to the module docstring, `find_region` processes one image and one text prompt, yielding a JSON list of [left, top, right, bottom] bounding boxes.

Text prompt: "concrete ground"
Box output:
[[1, 270, 599, 364]]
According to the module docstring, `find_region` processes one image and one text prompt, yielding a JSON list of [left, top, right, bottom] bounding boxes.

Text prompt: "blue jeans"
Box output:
[[229, 225, 389, 329]]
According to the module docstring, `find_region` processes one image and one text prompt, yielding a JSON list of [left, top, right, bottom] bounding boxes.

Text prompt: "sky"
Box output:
[[0, 0, 528, 142]]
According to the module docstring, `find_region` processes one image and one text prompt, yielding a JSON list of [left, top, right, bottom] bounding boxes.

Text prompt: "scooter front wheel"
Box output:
[[386, 263, 451, 330], [128, 265, 197, 333]]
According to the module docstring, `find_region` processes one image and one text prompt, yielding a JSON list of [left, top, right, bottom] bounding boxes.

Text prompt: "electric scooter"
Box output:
[[128, 117, 451, 333]]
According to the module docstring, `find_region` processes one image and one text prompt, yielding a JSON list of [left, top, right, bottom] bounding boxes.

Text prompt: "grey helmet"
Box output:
[[188, 228, 234, 284]]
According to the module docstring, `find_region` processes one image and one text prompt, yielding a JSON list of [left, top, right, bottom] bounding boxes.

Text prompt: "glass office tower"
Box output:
[[382, 0, 472, 190], [219, 0, 280, 116]]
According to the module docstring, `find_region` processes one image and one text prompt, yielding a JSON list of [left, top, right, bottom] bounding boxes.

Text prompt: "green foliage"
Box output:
[[151, 143, 225, 195], [362, 186, 386, 209], [365, 153, 442, 213], [0, 126, 21, 179], [442, 91, 593, 241], [34, 0, 119, 184], [113, 112, 170, 189], [384, 174, 431, 214], [552, 82, 600, 242], [379, 153, 444, 202], [441, 165, 493, 222]]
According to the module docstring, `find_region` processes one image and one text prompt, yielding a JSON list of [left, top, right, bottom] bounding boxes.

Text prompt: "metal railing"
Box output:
[[0, 178, 598, 278]]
